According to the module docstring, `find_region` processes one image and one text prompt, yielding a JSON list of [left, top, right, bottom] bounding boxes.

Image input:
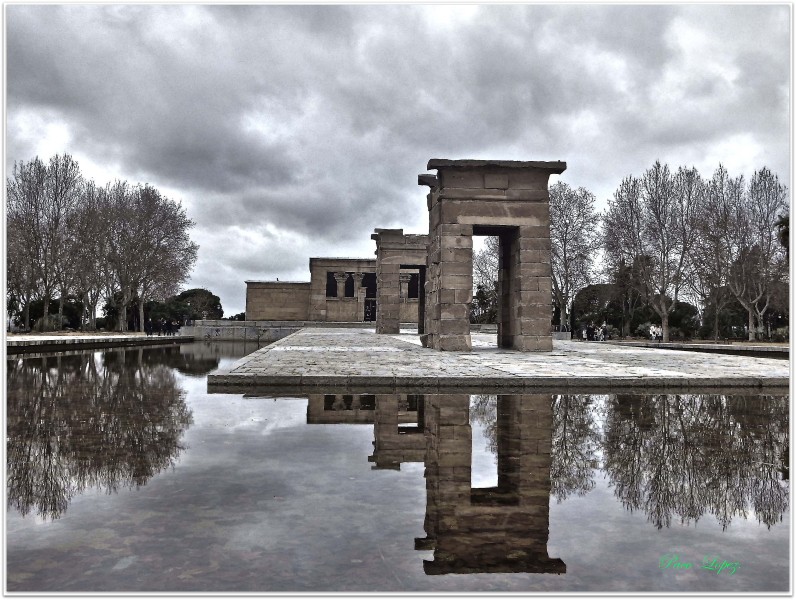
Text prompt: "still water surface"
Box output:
[[6, 342, 790, 593]]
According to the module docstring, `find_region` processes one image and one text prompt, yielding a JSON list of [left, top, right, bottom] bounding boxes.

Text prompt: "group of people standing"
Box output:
[[649, 324, 663, 341], [582, 322, 609, 341], [145, 318, 179, 336]]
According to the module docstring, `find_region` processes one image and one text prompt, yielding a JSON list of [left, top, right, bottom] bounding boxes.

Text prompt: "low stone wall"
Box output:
[[7, 334, 194, 354], [185, 320, 551, 341], [181, 320, 375, 342]]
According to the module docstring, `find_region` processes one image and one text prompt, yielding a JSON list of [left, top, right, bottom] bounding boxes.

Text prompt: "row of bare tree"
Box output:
[[7, 154, 199, 331], [604, 162, 788, 341], [473, 162, 788, 341], [470, 393, 788, 531]]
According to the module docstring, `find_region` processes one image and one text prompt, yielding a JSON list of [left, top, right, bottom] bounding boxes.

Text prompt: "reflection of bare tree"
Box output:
[[7, 348, 193, 520], [550, 395, 600, 502], [469, 394, 497, 453], [116, 344, 220, 376], [471, 394, 601, 502], [603, 394, 789, 530]]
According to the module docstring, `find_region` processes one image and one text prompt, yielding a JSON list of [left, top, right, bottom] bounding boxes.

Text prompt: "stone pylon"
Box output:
[[419, 159, 566, 351], [371, 228, 429, 334]]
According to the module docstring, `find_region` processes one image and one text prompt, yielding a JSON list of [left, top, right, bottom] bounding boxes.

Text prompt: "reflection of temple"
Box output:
[[415, 394, 565, 575], [304, 392, 565, 574], [368, 394, 426, 470], [306, 394, 376, 424], [305, 394, 426, 475]]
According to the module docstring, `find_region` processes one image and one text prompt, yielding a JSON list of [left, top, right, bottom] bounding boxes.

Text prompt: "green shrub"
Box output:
[[668, 326, 684, 341], [33, 314, 66, 332], [636, 322, 652, 339]]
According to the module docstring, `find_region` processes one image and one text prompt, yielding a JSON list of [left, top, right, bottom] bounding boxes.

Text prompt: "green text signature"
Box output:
[[659, 553, 740, 575]]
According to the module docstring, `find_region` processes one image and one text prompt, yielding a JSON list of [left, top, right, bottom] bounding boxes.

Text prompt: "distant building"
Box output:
[[246, 256, 421, 323]]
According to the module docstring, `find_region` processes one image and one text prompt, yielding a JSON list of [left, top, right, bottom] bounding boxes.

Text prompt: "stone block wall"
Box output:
[[308, 257, 377, 322], [368, 394, 426, 469], [371, 229, 428, 334], [399, 300, 420, 324], [422, 222, 474, 350], [245, 281, 310, 321], [306, 394, 376, 424]]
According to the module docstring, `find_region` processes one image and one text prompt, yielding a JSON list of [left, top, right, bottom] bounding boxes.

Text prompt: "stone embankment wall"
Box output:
[[246, 282, 311, 321], [184, 320, 504, 342], [181, 320, 376, 342]]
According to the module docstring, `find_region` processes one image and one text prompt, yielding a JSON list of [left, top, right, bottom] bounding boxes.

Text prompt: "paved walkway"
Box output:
[[207, 328, 790, 394]]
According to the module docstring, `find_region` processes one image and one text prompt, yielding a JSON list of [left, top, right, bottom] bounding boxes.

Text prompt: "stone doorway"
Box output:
[[364, 299, 376, 321], [419, 159, 564, 351]]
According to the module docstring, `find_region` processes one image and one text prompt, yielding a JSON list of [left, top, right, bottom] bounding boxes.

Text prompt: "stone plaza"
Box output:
[[207, 327, 789, 393]]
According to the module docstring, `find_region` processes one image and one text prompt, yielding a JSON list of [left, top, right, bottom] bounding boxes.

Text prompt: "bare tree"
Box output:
[[7, 155, 200, 332], [687, 165, 737, 341], [603, 162, 701, 341], [40, 154, 83, 328], [471, 236, 499, 323], [132, 184, 199, 331], [104, 180, 137, 330], [549, 182, 600, 331], [6, 157, 47, 330], [71, 181, 109, 329], [727, 168, 789, 340]]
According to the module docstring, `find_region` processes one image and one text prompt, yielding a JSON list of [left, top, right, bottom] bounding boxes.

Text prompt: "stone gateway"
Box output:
[[419, 159, 566, 351]]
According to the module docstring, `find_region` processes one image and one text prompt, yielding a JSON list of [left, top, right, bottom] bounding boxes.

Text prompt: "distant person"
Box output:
[[145, 318, 153, 336]]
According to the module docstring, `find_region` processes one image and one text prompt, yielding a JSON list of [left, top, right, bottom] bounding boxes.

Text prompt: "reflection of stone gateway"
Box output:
[[416, 394, 566, 575]]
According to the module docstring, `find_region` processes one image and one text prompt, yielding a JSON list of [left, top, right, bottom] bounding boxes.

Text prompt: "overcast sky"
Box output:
[[6, 3, 791, 316]]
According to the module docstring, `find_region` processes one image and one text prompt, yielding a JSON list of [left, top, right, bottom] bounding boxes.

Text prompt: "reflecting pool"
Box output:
[[6, 342, 790, 593]]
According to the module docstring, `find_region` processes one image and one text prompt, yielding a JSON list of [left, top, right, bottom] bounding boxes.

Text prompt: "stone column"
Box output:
[[333, 272, 348, 297], [399, 273, 412, 300], [356, 273, 368, 320]]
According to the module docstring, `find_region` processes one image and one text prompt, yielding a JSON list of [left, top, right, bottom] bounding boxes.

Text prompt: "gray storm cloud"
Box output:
[[6, 4, 790, 314]]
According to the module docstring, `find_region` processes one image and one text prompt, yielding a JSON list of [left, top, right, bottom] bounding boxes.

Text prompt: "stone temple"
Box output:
[[243, 158, 566, 352]]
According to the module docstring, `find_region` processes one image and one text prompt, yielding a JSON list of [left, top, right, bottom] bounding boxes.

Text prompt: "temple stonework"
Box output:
[[371, 229, 429, 334], [419, 159, 566, 351], [416, 394, 566, 575], [246, 257, 382, 323], [244, 158, 565, 352]]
